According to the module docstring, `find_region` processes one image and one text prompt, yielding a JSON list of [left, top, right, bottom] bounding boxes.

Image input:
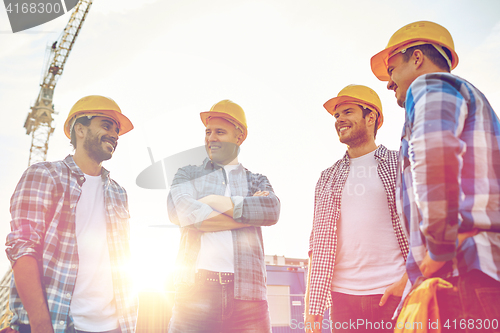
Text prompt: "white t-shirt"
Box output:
[[196, 164, 240, 273], [331, 150, 406, 295], [70, 174, 118, 331]]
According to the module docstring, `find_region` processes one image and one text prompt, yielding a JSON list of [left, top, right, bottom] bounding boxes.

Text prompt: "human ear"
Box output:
[[412, 49, 424, 68], [74, 122, 86, 140]]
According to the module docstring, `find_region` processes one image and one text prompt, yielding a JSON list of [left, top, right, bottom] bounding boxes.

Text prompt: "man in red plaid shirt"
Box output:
[[305, 85, 409, 333]]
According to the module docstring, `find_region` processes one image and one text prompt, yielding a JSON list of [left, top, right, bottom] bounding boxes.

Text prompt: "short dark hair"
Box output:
[[362, 107, 378, 139], [402, 44, 451, 72], [70, 116, 92, 149]]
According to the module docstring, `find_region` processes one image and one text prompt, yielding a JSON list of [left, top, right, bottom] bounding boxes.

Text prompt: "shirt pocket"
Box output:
[[111, 204, 131, 240]]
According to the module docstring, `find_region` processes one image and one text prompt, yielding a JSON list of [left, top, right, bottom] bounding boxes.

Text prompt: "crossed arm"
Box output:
[[196, 191, 269, 232]]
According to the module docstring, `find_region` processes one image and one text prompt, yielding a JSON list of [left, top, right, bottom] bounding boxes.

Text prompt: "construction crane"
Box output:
[[24, 0, 93, 166]]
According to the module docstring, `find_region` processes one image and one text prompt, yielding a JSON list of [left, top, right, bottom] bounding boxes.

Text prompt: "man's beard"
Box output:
[[83, 129, 114, 163], [339, 124, 371, 148]]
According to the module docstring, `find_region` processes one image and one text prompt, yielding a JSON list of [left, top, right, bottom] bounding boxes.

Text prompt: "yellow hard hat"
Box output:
[[323, 84, 384, 129], [371, 21, 459, 81], [63, 95, 133, 139], [200, 100, 248, 142]]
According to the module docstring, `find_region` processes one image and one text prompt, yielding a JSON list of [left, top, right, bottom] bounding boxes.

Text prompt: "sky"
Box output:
[[1, 0, 499, 291]]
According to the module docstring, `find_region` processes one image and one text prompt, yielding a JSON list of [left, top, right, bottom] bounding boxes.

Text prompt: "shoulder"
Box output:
[[378, 145, 398, 159], [108, 177, 126, 192], [241, 166, 271, 182], [321, 158, 344, 176], [411, 73, 468, 97], [22, 160, 65, 182], [176, 158, 209, 175]]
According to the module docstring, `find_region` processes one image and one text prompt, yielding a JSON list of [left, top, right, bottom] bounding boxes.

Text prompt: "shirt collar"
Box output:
[[63, 155, 110, 183], [202, 157, 244, 172], [341, 144, 389, 164]]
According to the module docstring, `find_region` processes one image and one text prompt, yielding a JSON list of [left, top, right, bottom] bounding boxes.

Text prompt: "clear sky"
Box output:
[[1, 0, 499, 291]]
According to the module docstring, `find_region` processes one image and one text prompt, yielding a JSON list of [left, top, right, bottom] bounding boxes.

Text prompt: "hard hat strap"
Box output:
[[69, 112, 120, 135], [207, 115, 242, 133], [388, 41, 452, 70]]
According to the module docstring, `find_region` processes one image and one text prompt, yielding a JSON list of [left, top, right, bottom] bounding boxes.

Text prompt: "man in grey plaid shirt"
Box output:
[[305, 85, 409, 333], [167, 99, 280, 332]]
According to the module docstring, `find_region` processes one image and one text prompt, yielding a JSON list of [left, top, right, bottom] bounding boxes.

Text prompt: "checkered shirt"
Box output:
[[399, 73, 500, 284], [6, 155, 138, 333], [308, 145, 409, 315], [167, 158, 280, 300]]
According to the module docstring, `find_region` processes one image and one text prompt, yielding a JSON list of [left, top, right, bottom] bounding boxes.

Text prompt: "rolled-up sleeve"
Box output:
[[6, 165, 55, 265], [167, 168, 213, 229]]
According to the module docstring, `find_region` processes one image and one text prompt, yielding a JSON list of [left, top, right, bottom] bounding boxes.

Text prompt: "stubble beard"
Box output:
[[339, 125, 371, 148], [83, 129, 113, 164]]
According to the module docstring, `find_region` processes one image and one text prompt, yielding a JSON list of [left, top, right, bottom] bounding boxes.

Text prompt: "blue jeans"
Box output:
[[168, 281, 271, 332], [437, 269, 500, 333], [330, 292, 400, 333]]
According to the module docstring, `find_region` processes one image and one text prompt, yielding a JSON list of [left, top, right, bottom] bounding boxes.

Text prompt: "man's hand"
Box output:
[[30, 320, 54, 333], [304, 314, 323, 333], [0, 328, 19, 333], [420, 229, 479, 277], [380, 272, 407, 306]]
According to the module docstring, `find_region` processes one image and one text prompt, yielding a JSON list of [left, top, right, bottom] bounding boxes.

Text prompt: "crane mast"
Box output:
[[24, 0, 93, 166]]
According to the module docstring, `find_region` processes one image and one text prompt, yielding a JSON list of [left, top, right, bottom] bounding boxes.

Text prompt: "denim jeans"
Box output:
[[168, 281, 271, 332], [330, 292, 400, 333], [437, 269, 500, 333]]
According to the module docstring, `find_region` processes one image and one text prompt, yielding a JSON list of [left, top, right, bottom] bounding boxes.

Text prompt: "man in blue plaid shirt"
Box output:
[[372, 21, 500, 330], [6, 96, 137, 333], [167, 100, 280, 332]]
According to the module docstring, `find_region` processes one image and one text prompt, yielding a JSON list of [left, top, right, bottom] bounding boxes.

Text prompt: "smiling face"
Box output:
[[81, 116, 119, 163], [205, 117, 243, 165], [386, 52, 420, 108], [333, 103, 373, 147]]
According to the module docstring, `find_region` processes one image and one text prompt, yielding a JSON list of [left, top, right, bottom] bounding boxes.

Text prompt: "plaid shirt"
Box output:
[[167, 158, 280, 300], [6, 155, 138, 333], [308, 145, 409, 315], [399, 73, 500, 284]]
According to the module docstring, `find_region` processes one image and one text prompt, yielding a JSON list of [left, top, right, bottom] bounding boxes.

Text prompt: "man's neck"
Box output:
[[214, 156, 239, 166], [73, 150, 102, 176], [347, 140, 378, 159]]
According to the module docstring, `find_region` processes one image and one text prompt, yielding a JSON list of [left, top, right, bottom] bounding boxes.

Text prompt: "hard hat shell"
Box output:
[[63, 95, 133, 139], [323, 84, 384, 129], [371, 21, 459, 81], [200, 100, 248, 142]]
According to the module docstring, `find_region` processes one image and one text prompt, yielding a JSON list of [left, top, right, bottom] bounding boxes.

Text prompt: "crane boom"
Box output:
[[24, 0, 93, 166]]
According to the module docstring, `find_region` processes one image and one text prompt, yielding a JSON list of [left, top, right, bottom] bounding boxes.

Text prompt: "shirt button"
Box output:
[[70, 204, 75, 209], [331, 251, 334, 254], [72, 264, 77, 269], [222, 182, 225, 185], [65, 293, 71, 298], [59, 321, 65, 326], [79, 176, 84, 181]]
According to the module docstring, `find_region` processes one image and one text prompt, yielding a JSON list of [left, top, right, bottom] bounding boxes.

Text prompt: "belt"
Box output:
[[196, 269, 234, 284]]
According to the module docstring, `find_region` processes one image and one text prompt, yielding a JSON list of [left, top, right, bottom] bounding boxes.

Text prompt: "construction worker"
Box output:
[[371, 21, 500, 330], [167, 100, 280, 332], [305, 85, 409, 333], [6, 96, 137, 333]]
